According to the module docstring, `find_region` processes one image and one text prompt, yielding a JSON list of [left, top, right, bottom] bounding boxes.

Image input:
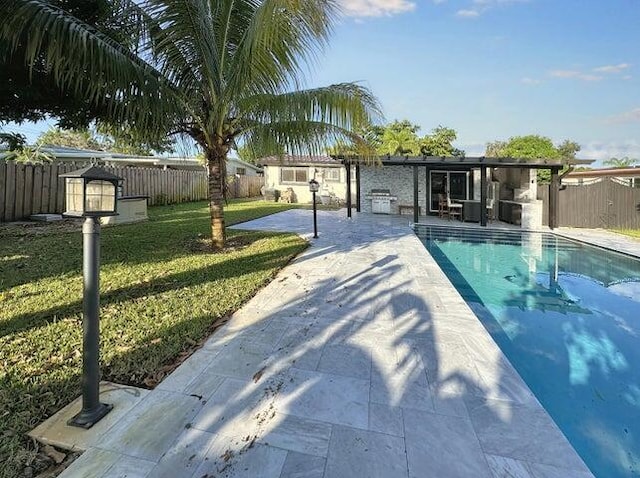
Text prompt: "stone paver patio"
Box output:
[[55, 209, 596, 478]]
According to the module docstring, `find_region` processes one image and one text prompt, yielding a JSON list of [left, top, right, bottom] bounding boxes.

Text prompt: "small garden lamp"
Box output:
[[60, 165, 122, 428], [309, 179, 320, 238]]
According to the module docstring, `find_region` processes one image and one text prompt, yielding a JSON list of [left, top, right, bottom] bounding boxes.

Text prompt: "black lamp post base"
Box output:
[[67, 402, 113, 429]]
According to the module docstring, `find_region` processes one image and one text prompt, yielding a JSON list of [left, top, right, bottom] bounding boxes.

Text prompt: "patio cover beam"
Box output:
[[345, 161, 352, 218], [338, 155, 593, 169], [480, 166, 488, 227], [413, 166, 419, 223]]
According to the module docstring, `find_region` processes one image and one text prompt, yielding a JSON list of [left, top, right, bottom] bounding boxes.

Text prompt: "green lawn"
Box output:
[[612, 228, 640, 240], [0, 199, 307, 478]]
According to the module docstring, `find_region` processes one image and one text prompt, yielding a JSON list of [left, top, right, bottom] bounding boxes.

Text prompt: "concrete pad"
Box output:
[[28, 382, 150, 452], [148, 428, 218, 478], [324, 425, 408, 478], [98, 390, 204, 462], [58, 448, 121, 478]]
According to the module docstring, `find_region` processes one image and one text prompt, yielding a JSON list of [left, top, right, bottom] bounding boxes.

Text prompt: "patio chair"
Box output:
[[487, 198, 496, 222], [438, 194, 448, 219], [446, 195, 463, 221]]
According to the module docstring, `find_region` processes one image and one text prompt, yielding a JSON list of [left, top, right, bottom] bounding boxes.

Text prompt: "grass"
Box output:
[[612, 228, 640, 240], [0, 199, 307, 478]]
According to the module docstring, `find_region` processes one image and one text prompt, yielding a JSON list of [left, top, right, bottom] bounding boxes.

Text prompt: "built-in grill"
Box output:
[[364, 189, 398, 214]]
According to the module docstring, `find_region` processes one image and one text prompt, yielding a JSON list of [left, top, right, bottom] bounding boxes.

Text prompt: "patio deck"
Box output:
[[56, 209, 593, 478]]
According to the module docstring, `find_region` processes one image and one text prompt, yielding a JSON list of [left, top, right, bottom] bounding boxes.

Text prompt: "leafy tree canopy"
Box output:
[[329, 120, 464, 158], [485, 135, 581, 183]]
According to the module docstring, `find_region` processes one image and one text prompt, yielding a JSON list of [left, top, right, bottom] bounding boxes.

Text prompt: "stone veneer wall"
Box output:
[[360, 165, 428, 215]]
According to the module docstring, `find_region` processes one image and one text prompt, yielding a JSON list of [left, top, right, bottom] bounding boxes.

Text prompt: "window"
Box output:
[[236, 167, 246, 175], [281, 167, 308, 183], [324, 168, 341, 182]]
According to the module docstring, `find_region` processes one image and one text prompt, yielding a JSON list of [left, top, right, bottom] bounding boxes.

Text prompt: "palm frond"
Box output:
[[0, 0, 181, 136]]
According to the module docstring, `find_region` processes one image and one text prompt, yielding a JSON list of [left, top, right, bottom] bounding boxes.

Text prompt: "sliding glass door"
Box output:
[[429, 171, 470, 212]]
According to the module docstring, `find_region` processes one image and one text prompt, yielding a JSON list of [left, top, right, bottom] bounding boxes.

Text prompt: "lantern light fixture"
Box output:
[[60, 165, 122, 428]]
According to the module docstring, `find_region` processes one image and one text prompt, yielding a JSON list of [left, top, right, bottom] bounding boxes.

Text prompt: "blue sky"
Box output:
[[310, 0, 640, 163], [5, 0, 640, 164]]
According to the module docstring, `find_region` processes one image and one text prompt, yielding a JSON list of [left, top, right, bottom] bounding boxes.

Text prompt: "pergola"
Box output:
[[341, 156, 593, 229]]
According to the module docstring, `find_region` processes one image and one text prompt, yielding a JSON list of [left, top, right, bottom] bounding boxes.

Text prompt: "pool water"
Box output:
[[416, 225, 640, 478]]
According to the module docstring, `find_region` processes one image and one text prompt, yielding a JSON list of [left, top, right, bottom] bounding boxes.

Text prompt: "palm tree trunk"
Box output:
[[205, 147, 226, 249]]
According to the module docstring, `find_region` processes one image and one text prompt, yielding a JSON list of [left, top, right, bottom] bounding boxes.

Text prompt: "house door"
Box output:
[[429, 171, 469, 212]]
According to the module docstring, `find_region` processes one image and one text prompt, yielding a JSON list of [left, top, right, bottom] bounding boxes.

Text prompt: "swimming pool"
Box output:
[[416, 225, 640, 478]]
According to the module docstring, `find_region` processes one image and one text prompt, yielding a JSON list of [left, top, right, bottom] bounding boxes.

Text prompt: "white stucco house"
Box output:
[[259, 155, 355, 204]]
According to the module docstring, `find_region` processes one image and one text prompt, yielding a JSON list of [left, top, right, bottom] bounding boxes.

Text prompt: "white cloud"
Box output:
[[521, 77, 541, 85], [456, 8, 481, 16], [549, 70, 603, 82], [581, 140, 640, 162], [593, 63, 631, 74], [339, 0, 416, 17], [455, 0, 528, 18], [605, 107, 640, 124]]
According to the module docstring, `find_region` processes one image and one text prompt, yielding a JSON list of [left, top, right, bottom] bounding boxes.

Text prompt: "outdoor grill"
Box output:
[[365, 189, 397, 214]]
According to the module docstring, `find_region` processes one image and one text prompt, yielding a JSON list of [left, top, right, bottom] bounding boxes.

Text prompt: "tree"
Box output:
[[37, 128, 104, 151], [0, 0, 137, 129], [2, 0, 380, 249], [604, 157, 637, 168], [557, 139, 581, 160], [420, 126, 464, 157], [484, 135, 579, 183], [378, 120, 421, 156]]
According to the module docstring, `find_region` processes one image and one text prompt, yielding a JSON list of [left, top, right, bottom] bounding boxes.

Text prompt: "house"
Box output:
[[563, 167, 640, 187], [259, 155, 355, 204], [226, 156, 263, 176], [0, 145, 263, 176]]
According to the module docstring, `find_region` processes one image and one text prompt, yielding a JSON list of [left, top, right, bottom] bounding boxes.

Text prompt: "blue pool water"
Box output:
[[416, 226, 640, 478]]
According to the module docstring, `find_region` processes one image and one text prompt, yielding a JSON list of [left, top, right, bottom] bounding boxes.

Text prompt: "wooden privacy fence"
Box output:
[[0, 160, 208, 222], [226, 175, 264, 199], [538, 178, 640, 229]]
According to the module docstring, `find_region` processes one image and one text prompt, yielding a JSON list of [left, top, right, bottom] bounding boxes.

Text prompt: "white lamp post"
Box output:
[[60, 165, 121, 428]]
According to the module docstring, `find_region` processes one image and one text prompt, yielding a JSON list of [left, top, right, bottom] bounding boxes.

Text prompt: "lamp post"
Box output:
[[309, 179, 319, 238], [60, 165, 122, 429]]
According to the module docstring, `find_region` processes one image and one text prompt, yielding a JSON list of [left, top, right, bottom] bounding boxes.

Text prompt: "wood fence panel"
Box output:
[[4, 161, 16, 221], [1, 161, 253, 222], [23, 164, 33, 218], [538, 179, 640, 229], [32, 166, 43, 214], [14, 163, 25, 220], [0, 161, 6, 222]]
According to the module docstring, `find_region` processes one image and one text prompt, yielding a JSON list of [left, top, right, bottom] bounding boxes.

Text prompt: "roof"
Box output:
[[226, 156, 263, 172], [337, 155, 594, 169], [59, 165, 122, 181], [258, 155, 342, 167], [565, 167, 640, 178]]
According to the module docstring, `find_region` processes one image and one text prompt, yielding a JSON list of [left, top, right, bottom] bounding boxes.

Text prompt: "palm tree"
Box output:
[[604, 157, 637, 168], [1, 0, 380, 248]]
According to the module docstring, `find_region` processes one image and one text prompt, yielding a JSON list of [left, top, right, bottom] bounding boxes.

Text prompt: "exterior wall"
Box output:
[[359, 165, 427, 215], [226, 158, 261, 176], [263, 165, 352, 204]]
